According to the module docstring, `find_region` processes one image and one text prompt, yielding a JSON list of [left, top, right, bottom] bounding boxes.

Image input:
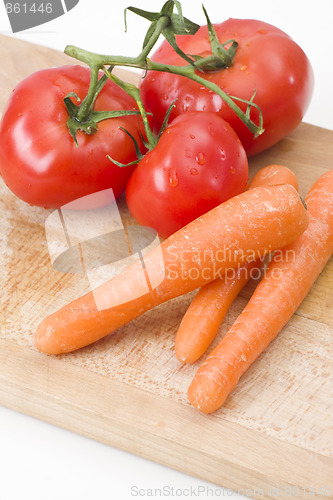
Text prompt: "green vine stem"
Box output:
[[75, 67, 99, 122], [133, 15, 171, 66], [103, 68, 157, 149], [63, 2, 264, 150], [65, 43, 263, 140]]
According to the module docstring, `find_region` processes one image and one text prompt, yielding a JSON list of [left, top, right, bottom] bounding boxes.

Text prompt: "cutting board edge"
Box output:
[[1, 339, 331, 500]]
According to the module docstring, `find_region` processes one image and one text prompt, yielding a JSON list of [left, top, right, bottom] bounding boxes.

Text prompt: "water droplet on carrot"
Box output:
[[196, 152, 206, 165], [190, 168, 199, 175], [169, 169, 178, 187]]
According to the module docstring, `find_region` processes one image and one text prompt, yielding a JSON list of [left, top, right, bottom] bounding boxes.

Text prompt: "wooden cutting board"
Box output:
[[0, 35, 332, 499]]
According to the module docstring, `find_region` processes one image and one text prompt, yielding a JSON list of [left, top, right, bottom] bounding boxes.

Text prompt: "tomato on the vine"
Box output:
[[126, 111, 248, 239], [140, 19, 314, 156], [0, 65, 144, 208]]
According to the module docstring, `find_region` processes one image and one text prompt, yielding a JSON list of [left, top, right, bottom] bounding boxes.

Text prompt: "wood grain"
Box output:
[[0, 34, 332, 499]]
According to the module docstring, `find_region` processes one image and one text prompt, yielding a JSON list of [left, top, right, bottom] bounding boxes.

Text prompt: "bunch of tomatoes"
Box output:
[[0, 14, 313, 238]]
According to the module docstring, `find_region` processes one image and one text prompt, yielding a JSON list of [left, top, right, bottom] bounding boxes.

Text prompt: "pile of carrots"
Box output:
[[35, 166, 333, 414]]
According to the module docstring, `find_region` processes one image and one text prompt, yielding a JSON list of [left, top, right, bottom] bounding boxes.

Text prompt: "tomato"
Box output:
[[126, 111, 248, 239], [140, 19, 314, 156], [0, 65, 144, 208]]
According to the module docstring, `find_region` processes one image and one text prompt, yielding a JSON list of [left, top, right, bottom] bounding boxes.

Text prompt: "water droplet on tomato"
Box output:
[[169, 169, 178, 187], [184, 147, 192, 158], [190, 168, 199, 175], [220, 148, 226, 160], [240, 65, 247, 71], [190, 133, 196, 139], [196, 152, 206, 165], [230, 166, 236, 174], [258, 28, 267, 34], [162, 94, 168, 101]]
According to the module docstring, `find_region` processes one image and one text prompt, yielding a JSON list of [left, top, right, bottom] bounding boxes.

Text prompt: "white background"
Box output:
[[0, 1, 332, 500]]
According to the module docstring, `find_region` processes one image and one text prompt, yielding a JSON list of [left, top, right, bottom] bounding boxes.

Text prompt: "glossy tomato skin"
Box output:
[[0, 65, 143, 208], [126, 112, 248, 239], [140, 19, 314, 156]]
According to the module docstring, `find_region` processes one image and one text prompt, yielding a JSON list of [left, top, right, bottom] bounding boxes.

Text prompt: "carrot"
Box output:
[[249, 164, 299, 191], [175, 259, 261, 363], [188, 171, 333, 413], [175, 165, 299, 363], [35, 184, 308, 355]]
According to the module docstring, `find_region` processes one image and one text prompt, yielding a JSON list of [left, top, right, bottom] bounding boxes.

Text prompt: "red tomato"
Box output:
[[0, 65, 143, 208], [126, 112, 248, 238], [140, 19, 314, 156]]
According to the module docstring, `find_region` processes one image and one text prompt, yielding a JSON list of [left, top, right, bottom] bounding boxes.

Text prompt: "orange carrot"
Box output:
[[175, 165, 299, 363], [175, 259, 260, 363], [249, 164, 299, 191], [188, 171, 333, 413], [35, 184, 308, 355]]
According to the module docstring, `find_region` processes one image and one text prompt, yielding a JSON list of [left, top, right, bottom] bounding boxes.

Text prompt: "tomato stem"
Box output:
[[103, 68, 157, 149], [182, 6, 239, 72], [133, 15, 171, 66], [75, 67, 99, 122], [63, 1, 264, 144], [146, 60, 263, 137], [65, 45, 264, 139]]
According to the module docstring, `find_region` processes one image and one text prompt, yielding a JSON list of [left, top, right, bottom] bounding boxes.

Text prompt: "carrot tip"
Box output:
[[176, 350, 197, 364], [178, 355, 188, 363], [188, 377, 227, 414]]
